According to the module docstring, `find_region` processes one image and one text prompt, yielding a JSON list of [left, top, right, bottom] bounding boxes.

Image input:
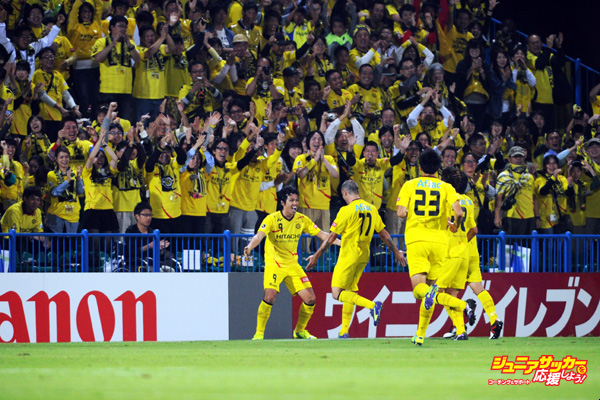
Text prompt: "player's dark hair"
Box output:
[[419, 148, 441, 174], [441, 167, 468, 194], [277, 186, 299, 210]]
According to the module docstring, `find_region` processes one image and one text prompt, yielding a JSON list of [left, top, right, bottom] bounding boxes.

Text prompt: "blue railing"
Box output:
[[489, 18, 600, 112], [1, 230, 598, 273]]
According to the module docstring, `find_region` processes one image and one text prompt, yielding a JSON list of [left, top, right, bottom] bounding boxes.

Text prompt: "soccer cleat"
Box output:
[[411, 335, 424, 346], [443, 326, 457, 339], [252, 333, 264, 340], [338, 333, 350, 339], [293, 330, 317, 339], [490, 320, 504, 339], [370, 301, 383, 326], [424, 284, 438, 310], [454, 332, 468, 341], [464, 299, 477, 326]]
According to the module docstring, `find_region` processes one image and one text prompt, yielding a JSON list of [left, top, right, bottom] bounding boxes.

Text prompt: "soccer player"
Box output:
[[306, 180, 406, 338], [244, 186, 339, 340], [437, 168, 477, 341], [396, 149, 476, 346]]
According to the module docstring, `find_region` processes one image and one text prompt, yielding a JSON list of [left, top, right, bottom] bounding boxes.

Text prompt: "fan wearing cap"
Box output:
[[230, 33, 258, 96], [348, 25, 381, 76], [229, 2, 262, 54], [494, 145, 536, 235], [580, 138, 600, 234], [273, 67, 304, 122]]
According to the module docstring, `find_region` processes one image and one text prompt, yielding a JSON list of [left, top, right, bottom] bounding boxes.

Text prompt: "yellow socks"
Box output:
[[338, 290, 375, 310], [413, 283, 429, 299], [295, 302, 315, 332], [478, 290, 497, 325], [445, 305, 466, 335], [339, 302, 355, 336], [416, 299, 434, 337], [436, 292, 466, 311], [255, 300, 272, 336]]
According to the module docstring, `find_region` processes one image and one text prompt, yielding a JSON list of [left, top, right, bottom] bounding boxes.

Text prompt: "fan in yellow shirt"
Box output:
[[397, 149, 475, 346], [244, 187, 340, 340], [306, 180, 405, 338], [348, 26, 381, 76]]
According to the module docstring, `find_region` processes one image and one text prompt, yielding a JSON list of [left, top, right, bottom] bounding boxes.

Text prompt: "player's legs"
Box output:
[[467, 250, 503, 338], [338, 302, 355, 338], [254, 288, 278, 340], [294, 287, 317, 338]]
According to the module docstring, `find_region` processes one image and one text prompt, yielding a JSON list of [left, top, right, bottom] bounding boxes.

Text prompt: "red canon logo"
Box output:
[[0, 291, 157, 343]]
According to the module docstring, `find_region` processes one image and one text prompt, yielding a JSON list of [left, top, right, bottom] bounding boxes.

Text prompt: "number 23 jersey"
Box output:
[[397, 177, 459, 246], [331, 199, 385, 263]]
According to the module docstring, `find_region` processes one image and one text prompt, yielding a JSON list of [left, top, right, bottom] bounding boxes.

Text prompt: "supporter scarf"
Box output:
[[31, 133, 51, 158], [91, 165, 113, 184], [158, 163, 176, 192], [106, 36, 132, 67], [567, 180, 586, 212], [115, 162, 142, 191], [54, 167, 77, 202], [496, 163, 531, 205], [187, 167, 207, 198]]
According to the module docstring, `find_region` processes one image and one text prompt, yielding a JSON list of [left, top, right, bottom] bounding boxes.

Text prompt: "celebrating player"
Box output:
[[244, 186, 339, 340], [397, 149, 476, 346], [306, 180, 406, 338]]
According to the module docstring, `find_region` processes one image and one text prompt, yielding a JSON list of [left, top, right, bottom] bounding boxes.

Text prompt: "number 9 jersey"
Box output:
[[397, 177, 460, 246], [330, 199, 385, 264]]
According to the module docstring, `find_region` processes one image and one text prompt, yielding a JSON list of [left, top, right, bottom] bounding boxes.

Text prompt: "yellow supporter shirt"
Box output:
[[352, 158, 391, 209], [397, 176, 459, 245], [52, 36, 76, 80], [310, 57, 334, 90], [326, 88, 353, 110], [82, 164, 116, 210], [293, 153, 338, 210], [284, 21, 313, 48], [32, 69, 69, 122], [230, 150, 282, 212], [447, 193, 476, 257], [181, 168, 208, 217], [438, 25, 473, 74], [101, 16, 136, 38], [0, 159, 24, 202], [209, 58, 235, 93], [347, 83, 383, 132], [46, 169, 81, 223], [1, 202, 43, 233], [51, 139, 93, 169], [9, 82, 34, 136], [67, 0, 103, 60], [145, 159, 183, 219], [257, 159, 283, 214], [133, 44, 168, 99], [496, 166, 535, 219], [178, 84, 220, 121], [268, 50, 298, 79], [226, 0, 243, 28], [165, 53, 191, 97], [230, 22, 262, 53], [259, 211, 321, 267], [582, 161, 600, 219], [325, 143, 363, 198], [112, 160, 144, 213], [206, 162, 242, 214], [331, 198, 386, 263], [386, 159, 420, 212], [91, 37, 136, 94], [526, 51, 554, 105], [348, 48, 380, 76], [534, 174, 568, 229], [409, 120, 448, 146], [0, 85, 14, 112]]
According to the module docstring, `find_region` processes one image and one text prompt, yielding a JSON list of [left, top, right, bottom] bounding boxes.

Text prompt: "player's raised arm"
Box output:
[[449, 200, 463, 233], [377, 228, 407, 266], [244, 231, 266, 257], [306, 231, 338, 271]]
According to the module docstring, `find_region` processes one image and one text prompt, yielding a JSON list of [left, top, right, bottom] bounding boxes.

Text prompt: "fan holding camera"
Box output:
[[246, 58, 282, 125]]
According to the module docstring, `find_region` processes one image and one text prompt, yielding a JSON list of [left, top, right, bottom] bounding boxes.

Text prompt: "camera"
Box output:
[[327, 113, 336, 121], [261, 66, 270, 75], [286, 107, 295, 113]]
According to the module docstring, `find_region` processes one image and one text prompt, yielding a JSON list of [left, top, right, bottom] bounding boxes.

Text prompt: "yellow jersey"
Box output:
[[47, 169, 81, 223], [348, 48, 380, 76], [257, 158, 283, 214], [112, 159, 144, 213], [259, 211, 321, 267], [447, 194, 476, 257], [133, 44, 168, 99], [32, 69, 69, 121], [82, 165, 116, 210], [352, 158, 391, 209], [145, 159, 183, 219], [331, 198, 386, 263], [397, 176, 459, 246], [91, 37, 136, 94], [1, 201, 43, 233], [181, 169, 208, 217], [293, 153, 338, 210]]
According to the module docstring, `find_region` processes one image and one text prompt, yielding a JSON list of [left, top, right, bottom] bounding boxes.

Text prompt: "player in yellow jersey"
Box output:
[[306, 180, 406, 338], [244, 187, 339, 340], [436, 168, 477, 341], [397, 149, 476, 346]]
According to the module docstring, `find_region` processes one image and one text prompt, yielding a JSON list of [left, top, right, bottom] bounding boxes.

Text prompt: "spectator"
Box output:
[[46, 147, 84, 233], [0, 139, 25, 210], [455, 39, 490, 132], [582, 138, 600, 234], [494, 146, 536, 235], [534, 154, 568, 233]]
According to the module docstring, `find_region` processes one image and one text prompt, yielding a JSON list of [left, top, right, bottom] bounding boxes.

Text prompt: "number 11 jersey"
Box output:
[[397, 177, 459, 246], [331, 199, 385, 263]]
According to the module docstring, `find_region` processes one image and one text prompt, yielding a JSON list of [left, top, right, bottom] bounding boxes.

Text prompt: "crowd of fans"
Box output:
[[1, 0, 600, 255]]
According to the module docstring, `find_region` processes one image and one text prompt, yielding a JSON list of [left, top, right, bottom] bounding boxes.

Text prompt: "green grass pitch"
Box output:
[[1, 337, 598, 400]]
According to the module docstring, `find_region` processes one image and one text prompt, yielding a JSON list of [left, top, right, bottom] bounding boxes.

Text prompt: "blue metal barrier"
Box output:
[[4, 230, 599, 273]]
